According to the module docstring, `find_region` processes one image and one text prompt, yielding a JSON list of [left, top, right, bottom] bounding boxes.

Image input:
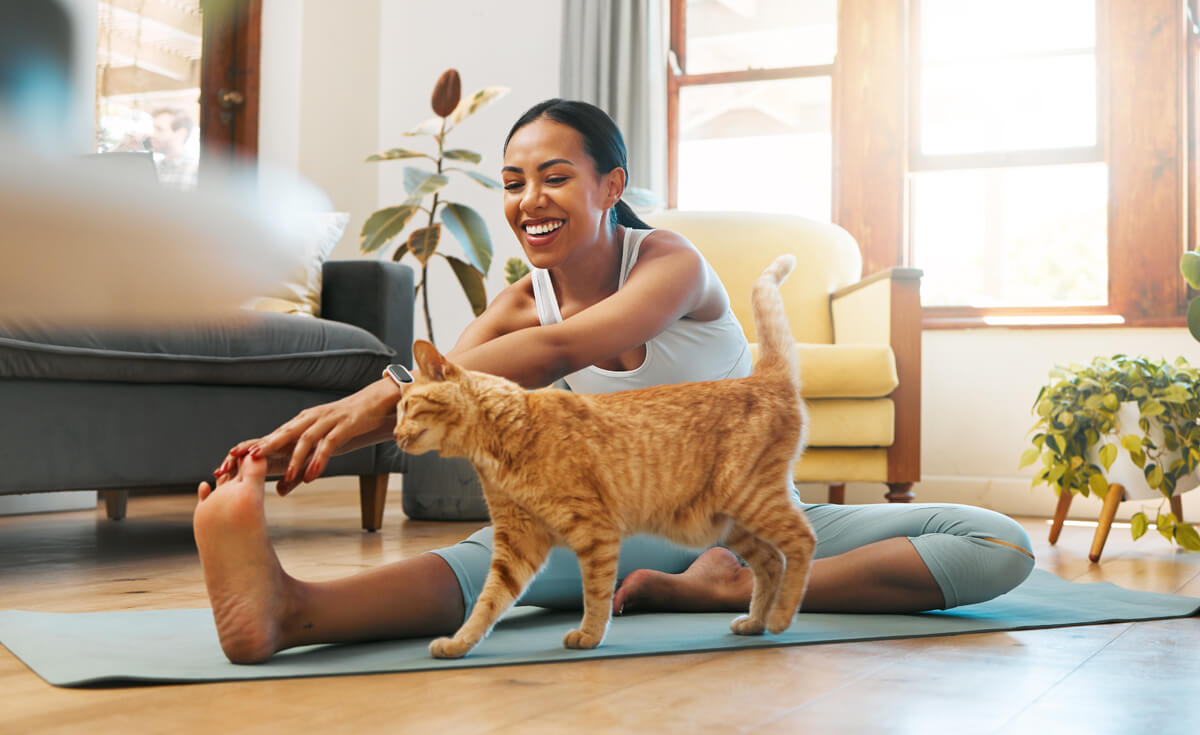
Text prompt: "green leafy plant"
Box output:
[[1020, 355, 1200, 550], [1184, 250, 1200, 341], [503, 257, 530, 285], [360, 69, 508, 346]]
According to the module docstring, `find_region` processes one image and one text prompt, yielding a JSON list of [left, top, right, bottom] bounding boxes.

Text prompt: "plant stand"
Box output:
[[1049, 486, 1186, 563]]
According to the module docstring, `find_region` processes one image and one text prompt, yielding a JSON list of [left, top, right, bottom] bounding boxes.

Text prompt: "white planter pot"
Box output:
[[1088, 402, 1200, 501]]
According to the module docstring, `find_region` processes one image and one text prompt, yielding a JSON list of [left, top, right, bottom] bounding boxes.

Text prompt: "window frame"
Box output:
[[665, 0, 836, 211], [667, 0, 1192, 329]]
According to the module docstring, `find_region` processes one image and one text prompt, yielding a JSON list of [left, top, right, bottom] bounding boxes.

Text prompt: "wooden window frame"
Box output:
[[667, 1, 1193, 329], [666, 0, 835, 210], [835, 0, 1191, 329]]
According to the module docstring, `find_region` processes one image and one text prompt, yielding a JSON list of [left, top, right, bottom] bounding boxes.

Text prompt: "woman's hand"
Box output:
[[213, 378, 402, 495]]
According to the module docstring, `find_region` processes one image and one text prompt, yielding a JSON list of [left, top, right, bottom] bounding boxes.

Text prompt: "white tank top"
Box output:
[[530, 227, 752, 394]]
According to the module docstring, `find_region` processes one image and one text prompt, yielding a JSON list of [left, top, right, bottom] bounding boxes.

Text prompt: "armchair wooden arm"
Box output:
[[831, 268, 924, 502]]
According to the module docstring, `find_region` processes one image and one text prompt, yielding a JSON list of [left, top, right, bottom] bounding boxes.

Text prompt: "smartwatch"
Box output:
[[382, 363, 414, 388]]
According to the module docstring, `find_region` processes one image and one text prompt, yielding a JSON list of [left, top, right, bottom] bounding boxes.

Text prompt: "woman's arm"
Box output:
[[217, 277, 544, 492]]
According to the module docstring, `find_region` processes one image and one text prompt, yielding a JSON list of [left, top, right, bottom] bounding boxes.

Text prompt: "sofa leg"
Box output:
[[100, 490, 128, 521], [359, 474, 389, 532], [885, 482, 914, 503]]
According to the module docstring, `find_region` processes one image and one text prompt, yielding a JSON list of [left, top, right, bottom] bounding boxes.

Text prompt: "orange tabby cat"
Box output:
[[395, 254, 815, 659]]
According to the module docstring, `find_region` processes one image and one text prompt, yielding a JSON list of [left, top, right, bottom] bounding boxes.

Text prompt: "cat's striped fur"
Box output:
[[395, 255, 815, 659]]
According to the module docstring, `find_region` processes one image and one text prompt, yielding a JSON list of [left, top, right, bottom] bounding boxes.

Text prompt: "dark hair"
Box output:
[[504, 99, 650, 230]]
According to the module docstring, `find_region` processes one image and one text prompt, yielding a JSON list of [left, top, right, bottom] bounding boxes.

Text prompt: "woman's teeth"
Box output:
[[525, 220, 563, 236]]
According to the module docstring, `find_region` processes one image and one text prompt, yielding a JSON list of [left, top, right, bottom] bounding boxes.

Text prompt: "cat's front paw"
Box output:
[[429, 635, 474, 659], [562, 628, 604, 649], [730, 614, 766, 635]]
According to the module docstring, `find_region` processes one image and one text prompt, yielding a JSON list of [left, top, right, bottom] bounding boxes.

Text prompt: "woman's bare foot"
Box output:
[[612, 547, 753, 615], [194, 455, 297, 664]]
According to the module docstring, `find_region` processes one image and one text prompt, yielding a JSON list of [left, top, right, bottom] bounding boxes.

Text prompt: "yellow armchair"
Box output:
[[644, 210, 923, 503]]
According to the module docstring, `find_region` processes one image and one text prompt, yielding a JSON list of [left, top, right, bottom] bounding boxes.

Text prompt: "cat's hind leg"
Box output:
[[730, 495, 816, 635], [721, 524, 785, 635], [429, 508, 554, 659], [563, 534, 622, 649]]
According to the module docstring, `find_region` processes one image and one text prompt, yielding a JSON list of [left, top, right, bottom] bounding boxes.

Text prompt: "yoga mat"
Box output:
[[2, 570, 1196, 688]]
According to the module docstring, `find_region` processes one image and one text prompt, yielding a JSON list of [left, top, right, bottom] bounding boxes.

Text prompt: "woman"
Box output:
[[197, 99, 1035, 664]]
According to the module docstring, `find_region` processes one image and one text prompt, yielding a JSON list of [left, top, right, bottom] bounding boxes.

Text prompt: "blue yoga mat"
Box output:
[[1, 570, 1196, 687]]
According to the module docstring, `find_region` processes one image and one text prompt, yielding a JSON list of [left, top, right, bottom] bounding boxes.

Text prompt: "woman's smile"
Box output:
[[522, 218, 565, 247]]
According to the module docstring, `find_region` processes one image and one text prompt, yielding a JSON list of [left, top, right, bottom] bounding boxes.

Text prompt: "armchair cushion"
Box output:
[[806, 399, 894, 447], [749, 343, 898, 398]]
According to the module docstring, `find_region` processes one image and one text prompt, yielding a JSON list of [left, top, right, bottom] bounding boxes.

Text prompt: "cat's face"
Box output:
[[393, 341, 467, 456], [393, 383, 454, 455]]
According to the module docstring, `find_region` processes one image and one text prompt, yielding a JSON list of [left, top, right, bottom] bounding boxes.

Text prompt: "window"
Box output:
[[96, 0, 204, 189], [93, 0, 261, 188], [910, 0, 1110, 313], [668, 2, 1191, 327], [667, 0, 837, 221]]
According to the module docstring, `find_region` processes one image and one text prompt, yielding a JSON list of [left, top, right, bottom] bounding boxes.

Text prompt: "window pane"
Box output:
[[95, 1, 202, 190], [677, 77, 831, 221], [921, 0, 1095, 59], [685, 0, 836, 74], [911, 164, 1108, 307], [922, 55, 1096, 153], [919, 0, 1097, 154]]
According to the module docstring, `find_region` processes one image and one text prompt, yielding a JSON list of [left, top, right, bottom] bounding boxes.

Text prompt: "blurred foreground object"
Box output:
[[0, 145, 315, 326], [0, 0, 310, 327]]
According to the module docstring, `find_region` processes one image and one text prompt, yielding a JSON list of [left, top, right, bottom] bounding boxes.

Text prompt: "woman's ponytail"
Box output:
[[612, 199, 651, 230]]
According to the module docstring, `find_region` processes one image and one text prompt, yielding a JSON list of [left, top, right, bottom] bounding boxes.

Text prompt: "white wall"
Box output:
[[375, 0, 563, 347], [260, 0, 381, 257]]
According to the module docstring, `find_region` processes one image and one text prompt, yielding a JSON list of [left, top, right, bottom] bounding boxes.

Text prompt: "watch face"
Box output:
[[386, 364, 414, 384]]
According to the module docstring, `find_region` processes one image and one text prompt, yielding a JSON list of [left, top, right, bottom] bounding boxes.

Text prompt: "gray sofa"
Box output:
[[0, 259, 414, 531]]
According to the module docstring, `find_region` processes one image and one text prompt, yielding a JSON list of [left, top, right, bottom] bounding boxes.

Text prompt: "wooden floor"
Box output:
[[1, 483, 1198, 735]]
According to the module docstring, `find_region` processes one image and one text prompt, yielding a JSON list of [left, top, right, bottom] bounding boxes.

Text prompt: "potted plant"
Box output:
[[360, 69, 508, 347], [1021, 355, 1200, 550]]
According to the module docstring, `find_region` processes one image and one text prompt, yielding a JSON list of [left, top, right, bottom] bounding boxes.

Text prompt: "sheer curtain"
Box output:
[[560, 0, 666, 201]]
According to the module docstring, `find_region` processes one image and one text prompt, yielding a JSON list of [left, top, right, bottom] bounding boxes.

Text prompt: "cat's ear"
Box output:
[[412, 340, 460, 381]]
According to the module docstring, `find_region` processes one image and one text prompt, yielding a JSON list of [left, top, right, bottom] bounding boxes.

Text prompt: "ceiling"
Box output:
[[96, 0, 202, 98]]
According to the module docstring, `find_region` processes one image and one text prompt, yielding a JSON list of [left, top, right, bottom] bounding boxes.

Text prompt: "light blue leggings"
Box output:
[[430, 499, 1035, 617]]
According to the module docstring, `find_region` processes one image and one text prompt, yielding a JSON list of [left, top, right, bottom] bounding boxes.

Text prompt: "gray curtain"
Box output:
[[560, 0, 667, 202]]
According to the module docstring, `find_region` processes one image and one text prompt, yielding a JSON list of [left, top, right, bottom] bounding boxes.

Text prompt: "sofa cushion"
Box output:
[[0, 311, 394, 392]]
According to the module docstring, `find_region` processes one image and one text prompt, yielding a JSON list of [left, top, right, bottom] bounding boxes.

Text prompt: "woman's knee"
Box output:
[[910, 506, 1036, 608], [959, 506, 1035, 558]]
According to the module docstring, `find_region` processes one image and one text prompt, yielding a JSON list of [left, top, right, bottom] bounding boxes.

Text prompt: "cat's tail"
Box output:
[[751, 254, 799, 387]]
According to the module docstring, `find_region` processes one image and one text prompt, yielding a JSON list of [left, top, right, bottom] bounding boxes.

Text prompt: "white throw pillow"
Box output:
[[245, 211, 350, 317]]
